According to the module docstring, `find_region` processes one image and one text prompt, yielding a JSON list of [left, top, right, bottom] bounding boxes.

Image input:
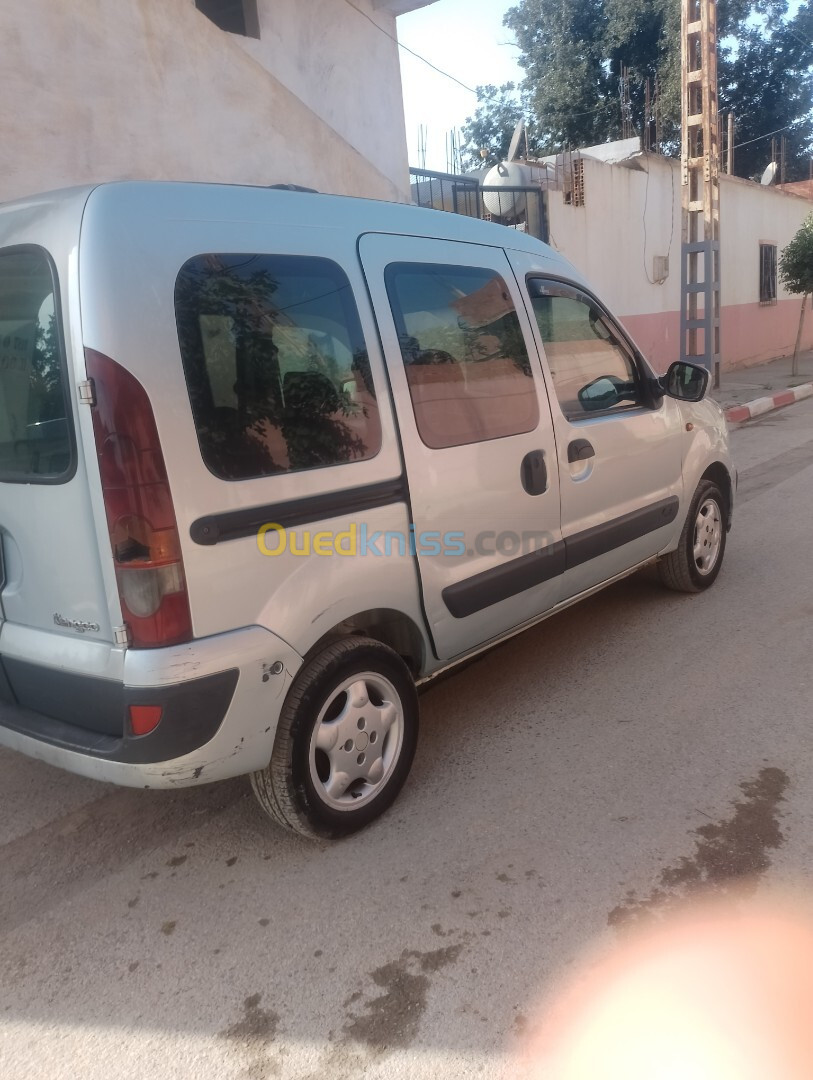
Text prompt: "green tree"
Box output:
[[460, 83, 534, 170], [505, 0, 616, 153], [779, 213, 813, 376], [462, 0, 813, 179], [719, 3, 813, 179], [603, 0, 682, 150]]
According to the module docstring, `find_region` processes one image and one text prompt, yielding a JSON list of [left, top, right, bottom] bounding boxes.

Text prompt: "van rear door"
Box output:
[[0, 245, 116, 652]]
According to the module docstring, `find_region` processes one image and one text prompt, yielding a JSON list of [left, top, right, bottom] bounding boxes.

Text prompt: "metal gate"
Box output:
[[409, 168, 549, 243]]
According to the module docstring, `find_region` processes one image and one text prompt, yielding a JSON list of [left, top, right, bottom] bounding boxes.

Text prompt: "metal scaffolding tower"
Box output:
[[680, 0, 721, 386]]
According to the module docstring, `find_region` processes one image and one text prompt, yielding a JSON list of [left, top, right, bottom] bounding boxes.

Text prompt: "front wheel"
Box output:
[[658, 478, 727, 593], [251, 637, 419, 840]]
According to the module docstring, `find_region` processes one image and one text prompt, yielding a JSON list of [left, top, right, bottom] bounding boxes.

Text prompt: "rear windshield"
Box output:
[[0, 248, 73, 482], [175, 253, 381, 481]]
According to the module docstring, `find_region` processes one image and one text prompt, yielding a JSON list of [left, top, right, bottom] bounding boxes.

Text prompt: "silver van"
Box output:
[[0, 182, 734, 838]]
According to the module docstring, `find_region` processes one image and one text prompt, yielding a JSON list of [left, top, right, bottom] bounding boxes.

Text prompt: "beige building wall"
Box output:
[[546, 151, 813, 371], [0, 0, 423, 205]]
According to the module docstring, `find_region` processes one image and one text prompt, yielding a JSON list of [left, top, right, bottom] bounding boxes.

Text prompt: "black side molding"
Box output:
[[441, 496, 680, 619], [565, 496, 679, 570], [0, 656, 15, 707], [442, 542, 566, 619], [191, 477, 407, 546]]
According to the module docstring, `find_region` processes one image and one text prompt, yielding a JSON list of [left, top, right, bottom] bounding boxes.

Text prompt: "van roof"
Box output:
[[0, 179, 566, 265]]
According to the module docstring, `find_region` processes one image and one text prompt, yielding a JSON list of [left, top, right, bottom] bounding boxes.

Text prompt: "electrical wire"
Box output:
[[345, 0, 629, 172], [342, 0, 483, 99], [346, 0, 810, 178], [641, 153, 676, 287], [731, 122, 798, 152], [561, 100, 617, 119], [342, 0, 617, 119], [641, 157, 656, 285], [667, 157, 675, 262]]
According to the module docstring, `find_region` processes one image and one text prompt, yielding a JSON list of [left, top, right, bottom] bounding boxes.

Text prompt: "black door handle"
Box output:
[[520, 450, 548, 495], [568, 438, 595, 463]]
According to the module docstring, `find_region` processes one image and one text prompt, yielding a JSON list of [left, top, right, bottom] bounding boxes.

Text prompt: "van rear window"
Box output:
[[175, 254, 381, 481], [0, 248, 73, 482]]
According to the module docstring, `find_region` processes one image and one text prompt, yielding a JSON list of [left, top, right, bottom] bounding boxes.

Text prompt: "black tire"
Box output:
[[658, 478, 727, 593], [251, 637, 419, 840]]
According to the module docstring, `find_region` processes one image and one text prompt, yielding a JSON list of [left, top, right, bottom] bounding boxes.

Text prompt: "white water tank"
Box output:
[[482, 161, 530, 220]]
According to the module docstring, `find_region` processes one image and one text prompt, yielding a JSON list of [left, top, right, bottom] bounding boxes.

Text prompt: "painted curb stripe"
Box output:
[[724, 383, 813, 424]]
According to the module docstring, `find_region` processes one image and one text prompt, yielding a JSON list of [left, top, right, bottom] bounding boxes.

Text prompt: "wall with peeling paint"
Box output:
[[0, 0, 420, 205]]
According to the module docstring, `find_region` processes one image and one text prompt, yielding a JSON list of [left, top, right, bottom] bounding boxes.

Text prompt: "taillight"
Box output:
[[85, 348, 192, 648]]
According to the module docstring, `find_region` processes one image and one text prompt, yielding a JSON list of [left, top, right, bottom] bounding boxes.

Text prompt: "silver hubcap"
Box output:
[[309, 672, 404, 812], [693, 497, 722, 575]]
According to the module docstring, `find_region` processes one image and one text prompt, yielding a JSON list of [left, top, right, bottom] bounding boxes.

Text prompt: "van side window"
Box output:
[[527, 279, 642, 420], [0, 248, 73, 483], [384, 263, 539, 449], [175, 254, 381, 480]]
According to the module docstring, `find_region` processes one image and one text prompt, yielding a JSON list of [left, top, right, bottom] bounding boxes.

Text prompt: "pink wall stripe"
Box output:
[[618, 298, 813, 373]]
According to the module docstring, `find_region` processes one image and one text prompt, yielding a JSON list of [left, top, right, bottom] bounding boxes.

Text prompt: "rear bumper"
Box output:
[[0, 662, 238, 763], [0, 625, 303, 787]]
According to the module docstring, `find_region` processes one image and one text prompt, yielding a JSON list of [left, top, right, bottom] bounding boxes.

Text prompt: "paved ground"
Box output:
[[713, 349, 813, 410], [4, 400, 813, 1079]]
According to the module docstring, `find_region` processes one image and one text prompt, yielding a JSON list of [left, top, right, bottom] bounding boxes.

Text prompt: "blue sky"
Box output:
[[398, 1, 523, 172]]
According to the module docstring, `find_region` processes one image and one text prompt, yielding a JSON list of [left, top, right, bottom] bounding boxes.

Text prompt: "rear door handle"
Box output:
[[567, 438, 595, 463], [520, 450, 548, 495]]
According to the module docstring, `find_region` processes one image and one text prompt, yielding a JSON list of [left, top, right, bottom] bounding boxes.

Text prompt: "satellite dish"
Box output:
[[760, 161, 779, 186], [482, 161, 529, 220], [507, 119, 525, 162]]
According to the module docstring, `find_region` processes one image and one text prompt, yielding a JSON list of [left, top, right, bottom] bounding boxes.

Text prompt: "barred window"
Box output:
[[759, 243, 777, 306]]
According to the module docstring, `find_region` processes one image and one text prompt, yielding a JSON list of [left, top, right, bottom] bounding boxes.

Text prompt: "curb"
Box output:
[[724, 383, 813, 425]]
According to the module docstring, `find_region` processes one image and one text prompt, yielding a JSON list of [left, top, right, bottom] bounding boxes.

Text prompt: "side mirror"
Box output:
[[663, 361, 709, 402], [578, 374, 636, 412]]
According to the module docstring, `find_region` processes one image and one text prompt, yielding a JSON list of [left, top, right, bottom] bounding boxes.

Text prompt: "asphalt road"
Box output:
[[4, 399, 813, 1079]]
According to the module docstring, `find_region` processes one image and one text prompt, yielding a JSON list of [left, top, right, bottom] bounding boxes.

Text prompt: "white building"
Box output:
[[0, 0, 437, 205], [541, 142, 813, 371]]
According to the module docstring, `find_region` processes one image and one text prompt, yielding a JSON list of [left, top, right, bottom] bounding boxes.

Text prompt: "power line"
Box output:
[[346, 0, 810, 164], [732, 121, 799, 152], [342, 0, 484, 99], [641, 154, 676, 286], [566, 100, 617, 119], [346, 1, 618, 124]]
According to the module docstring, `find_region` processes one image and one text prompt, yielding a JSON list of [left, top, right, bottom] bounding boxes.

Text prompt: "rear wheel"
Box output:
[[658, 479, 727, 593], [251, 637, 418, 840]]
